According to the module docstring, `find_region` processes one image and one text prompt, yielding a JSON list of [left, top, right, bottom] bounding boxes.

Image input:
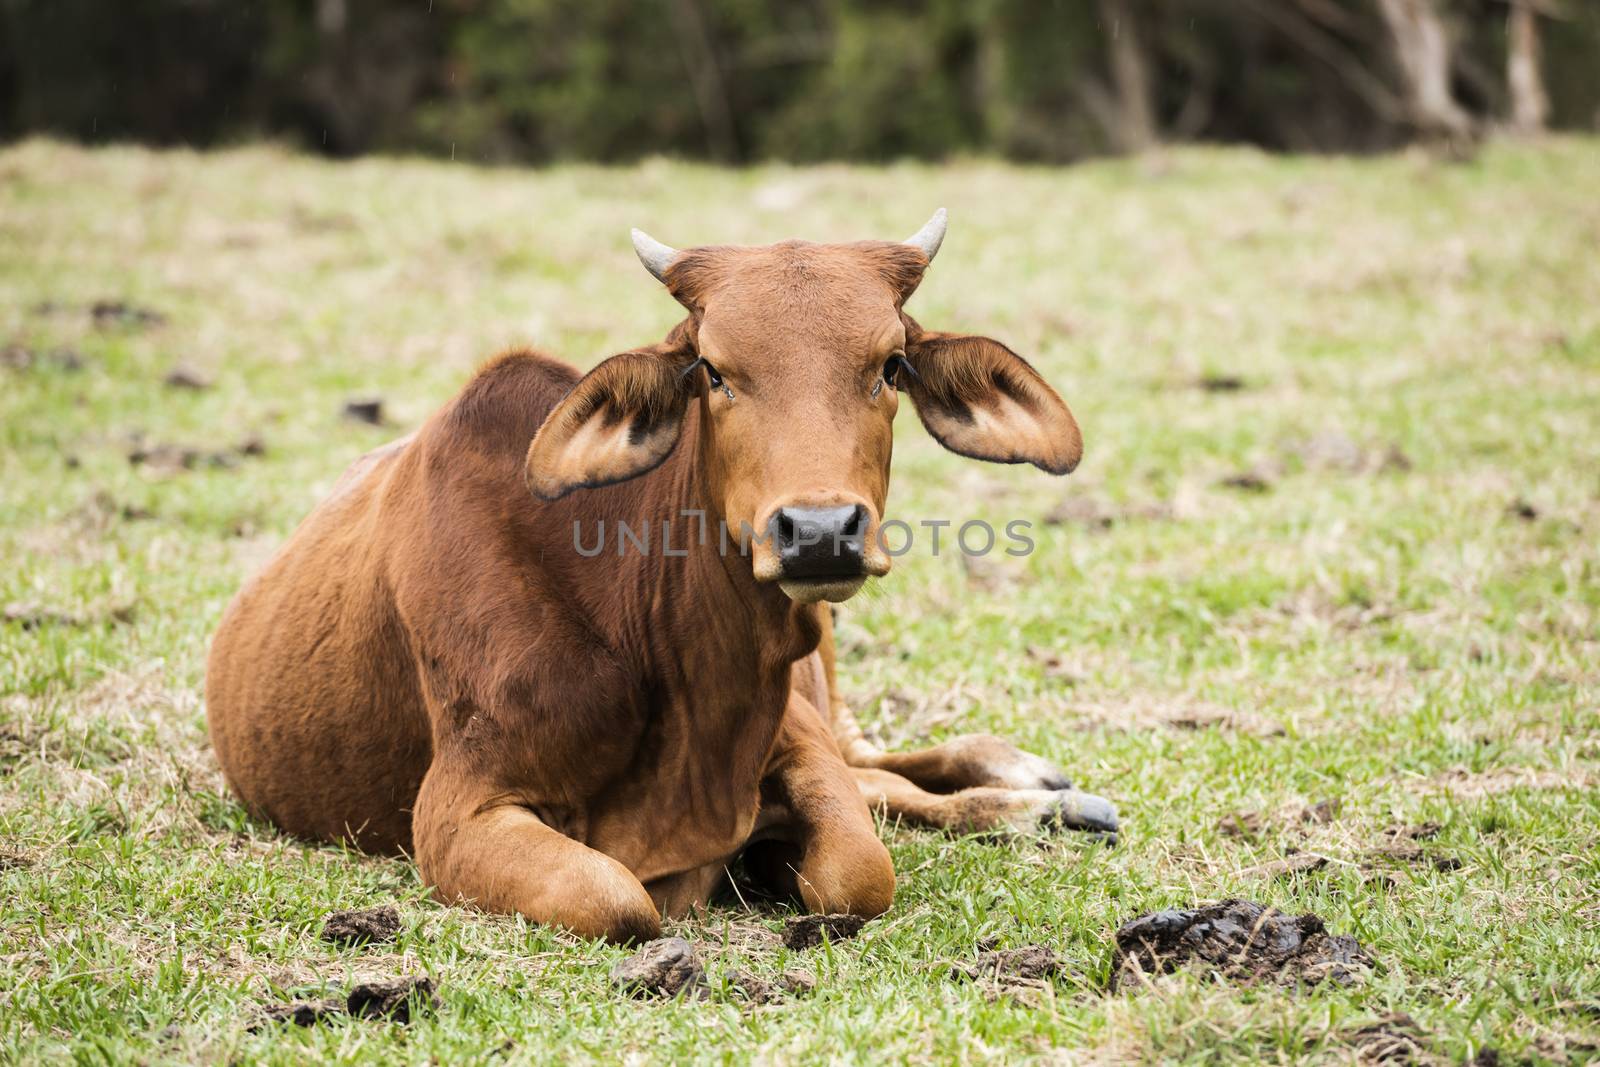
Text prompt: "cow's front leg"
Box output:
[[745, 693, 895, 919], [412, 759, 661, 943]]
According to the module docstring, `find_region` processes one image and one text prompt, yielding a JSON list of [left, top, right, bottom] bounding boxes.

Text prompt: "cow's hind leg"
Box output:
[[814, 617, 1116, 832], [852, 767, 1117, 837], [412, 761, 661, 943]]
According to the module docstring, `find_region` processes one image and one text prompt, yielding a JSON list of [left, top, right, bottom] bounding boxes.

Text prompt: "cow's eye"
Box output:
[[703, 363, 723, 389], [882, 353, 912, 388]]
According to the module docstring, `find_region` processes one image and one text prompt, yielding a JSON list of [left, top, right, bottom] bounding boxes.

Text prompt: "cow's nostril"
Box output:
[[771, 504, 869, 579]]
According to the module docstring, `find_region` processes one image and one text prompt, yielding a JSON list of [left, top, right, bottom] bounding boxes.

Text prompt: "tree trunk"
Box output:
[[1096, 0, 1157, 152], [1506, 0, 1550, 134], [1374, 0, 1473, 139]]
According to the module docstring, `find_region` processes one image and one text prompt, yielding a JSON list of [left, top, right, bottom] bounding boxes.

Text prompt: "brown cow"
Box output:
[[205, 212, 1117, 942]]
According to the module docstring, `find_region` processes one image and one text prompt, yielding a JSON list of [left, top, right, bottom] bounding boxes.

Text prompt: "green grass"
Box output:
[[2, 137, 1598, 1064]]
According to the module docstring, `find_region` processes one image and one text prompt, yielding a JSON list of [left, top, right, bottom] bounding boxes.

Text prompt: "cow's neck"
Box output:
[[578, 405, 820, 878]]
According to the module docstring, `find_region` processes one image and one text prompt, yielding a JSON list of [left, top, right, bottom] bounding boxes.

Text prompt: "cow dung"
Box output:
[[952, 944, 1065, 983], [1110, 899, 1371, 991], [255, 976, 437, 1030], [255, 998, 344, 1030], [321, 905, 402, 946], [610, 937, 708, 999], [783, 913, 867, 950], [347, 976, 438, 1023]]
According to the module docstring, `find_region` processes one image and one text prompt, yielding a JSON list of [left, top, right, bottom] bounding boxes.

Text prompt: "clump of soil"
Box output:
[[1218, 469, 1275, 493], [91, 299, 166, 329], [162, 363, 212, 390], [952, 944, 1065, 983], [1366, 823, 1461, 872], [1, 344, 84, 372], [610, 937, 708, 999], [125, 432, 266, 475], [783, 913, 867, 950], [322, 905, 402, 946], [347, 977, 438, 1023], [1043, 496, 1174, 530], [343, 397, 385, 425], [255, 976, 437, 1029], [714, 967, 816, 1005], [256, 998, 344, 1030], [1110, 900, 1371, 991], [1342, 1012, 1431, 1063], [1197, 373, 1247, 392], [1241, 851, 1331, 880], [1220, 798, 1341, 837]]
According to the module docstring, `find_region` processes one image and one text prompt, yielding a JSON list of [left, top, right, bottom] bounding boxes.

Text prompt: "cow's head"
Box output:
[[525, 212, 1082, 604]]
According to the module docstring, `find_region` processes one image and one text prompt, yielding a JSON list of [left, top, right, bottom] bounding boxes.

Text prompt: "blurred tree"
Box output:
[[1373, 0, 1474, 138], [1505, 0, 1551, 132], [2, 0, 1597, 161]]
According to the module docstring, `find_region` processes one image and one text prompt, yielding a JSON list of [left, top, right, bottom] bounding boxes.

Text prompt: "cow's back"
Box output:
[[205, 350, 581, 853]]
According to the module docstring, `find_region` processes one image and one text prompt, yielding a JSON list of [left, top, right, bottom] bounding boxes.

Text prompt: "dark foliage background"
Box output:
[[1, 0, 1596, 163]]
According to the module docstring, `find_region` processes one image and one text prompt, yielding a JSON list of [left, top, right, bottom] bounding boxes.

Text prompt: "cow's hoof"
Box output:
[[1046, 790, 1119, 838]]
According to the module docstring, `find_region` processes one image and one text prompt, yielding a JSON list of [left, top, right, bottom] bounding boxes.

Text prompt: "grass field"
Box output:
[[2, 137, 1598, 1064]]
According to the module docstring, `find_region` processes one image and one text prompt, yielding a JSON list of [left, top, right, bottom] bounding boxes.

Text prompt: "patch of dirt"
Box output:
[[1238, 851, 1331, 880], [1418, 767, 1586, 797], [342, 397, 385, 425], [1110, 900, 1371, 991], [778, 969, 816, 995], [1197, 373, 1247, 392], [2, 601, 135, 631], [718, 968, 813, 1004], [162, 363, 212, 390], [1342, 1012, 1433, 1063], [1, 344, 85, 372], [610, 937, 708, 999], [322, 905, 402, 946], [0, 848, 34, 869], [951, 944, 1065, 983], [1043, 495, 1175, 530], [1070, 697, 1285, 737], [4, 602, 86, 630], [1284, 432, 1412, 475], [1026, 645, 1086, 686], [254, 976, 437, 1029], [1507, 498, 1539, 522], [959, 551, 1017, 593], [1217, 467, 1277, 493], [347, 976, 437, 1023], [91, 299, 166, 329], [255, 998, 344, 1030], [1219, 798, 1341, 837], [783, 913, 867, 950], [126, 433, 265, 475]]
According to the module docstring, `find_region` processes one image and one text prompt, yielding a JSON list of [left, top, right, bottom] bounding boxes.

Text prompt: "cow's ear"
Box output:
[[525, 350, 694, 500], [902, 331, 1082, 474]]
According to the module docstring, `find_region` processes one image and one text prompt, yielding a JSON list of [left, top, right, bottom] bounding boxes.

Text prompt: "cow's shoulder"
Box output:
[[438, 348, 583, 458]]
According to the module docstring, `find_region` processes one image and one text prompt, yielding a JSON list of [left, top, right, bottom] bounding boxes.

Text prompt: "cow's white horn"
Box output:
[[903, 207, 947, 263], [631, 228, 679, 283]]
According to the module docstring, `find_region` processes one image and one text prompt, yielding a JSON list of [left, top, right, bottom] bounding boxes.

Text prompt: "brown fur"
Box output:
[[206, 233, 1088, 942]]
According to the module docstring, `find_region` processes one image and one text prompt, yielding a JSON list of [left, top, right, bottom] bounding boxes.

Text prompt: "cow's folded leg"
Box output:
[[412, 762, 661, 943], [756, 695, 896, 919], [855, 733, 1076, 793], [853, 766, 1118, 837]]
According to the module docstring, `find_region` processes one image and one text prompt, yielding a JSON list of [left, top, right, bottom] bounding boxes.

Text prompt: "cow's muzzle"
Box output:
[[756, 501, 890, 603]]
